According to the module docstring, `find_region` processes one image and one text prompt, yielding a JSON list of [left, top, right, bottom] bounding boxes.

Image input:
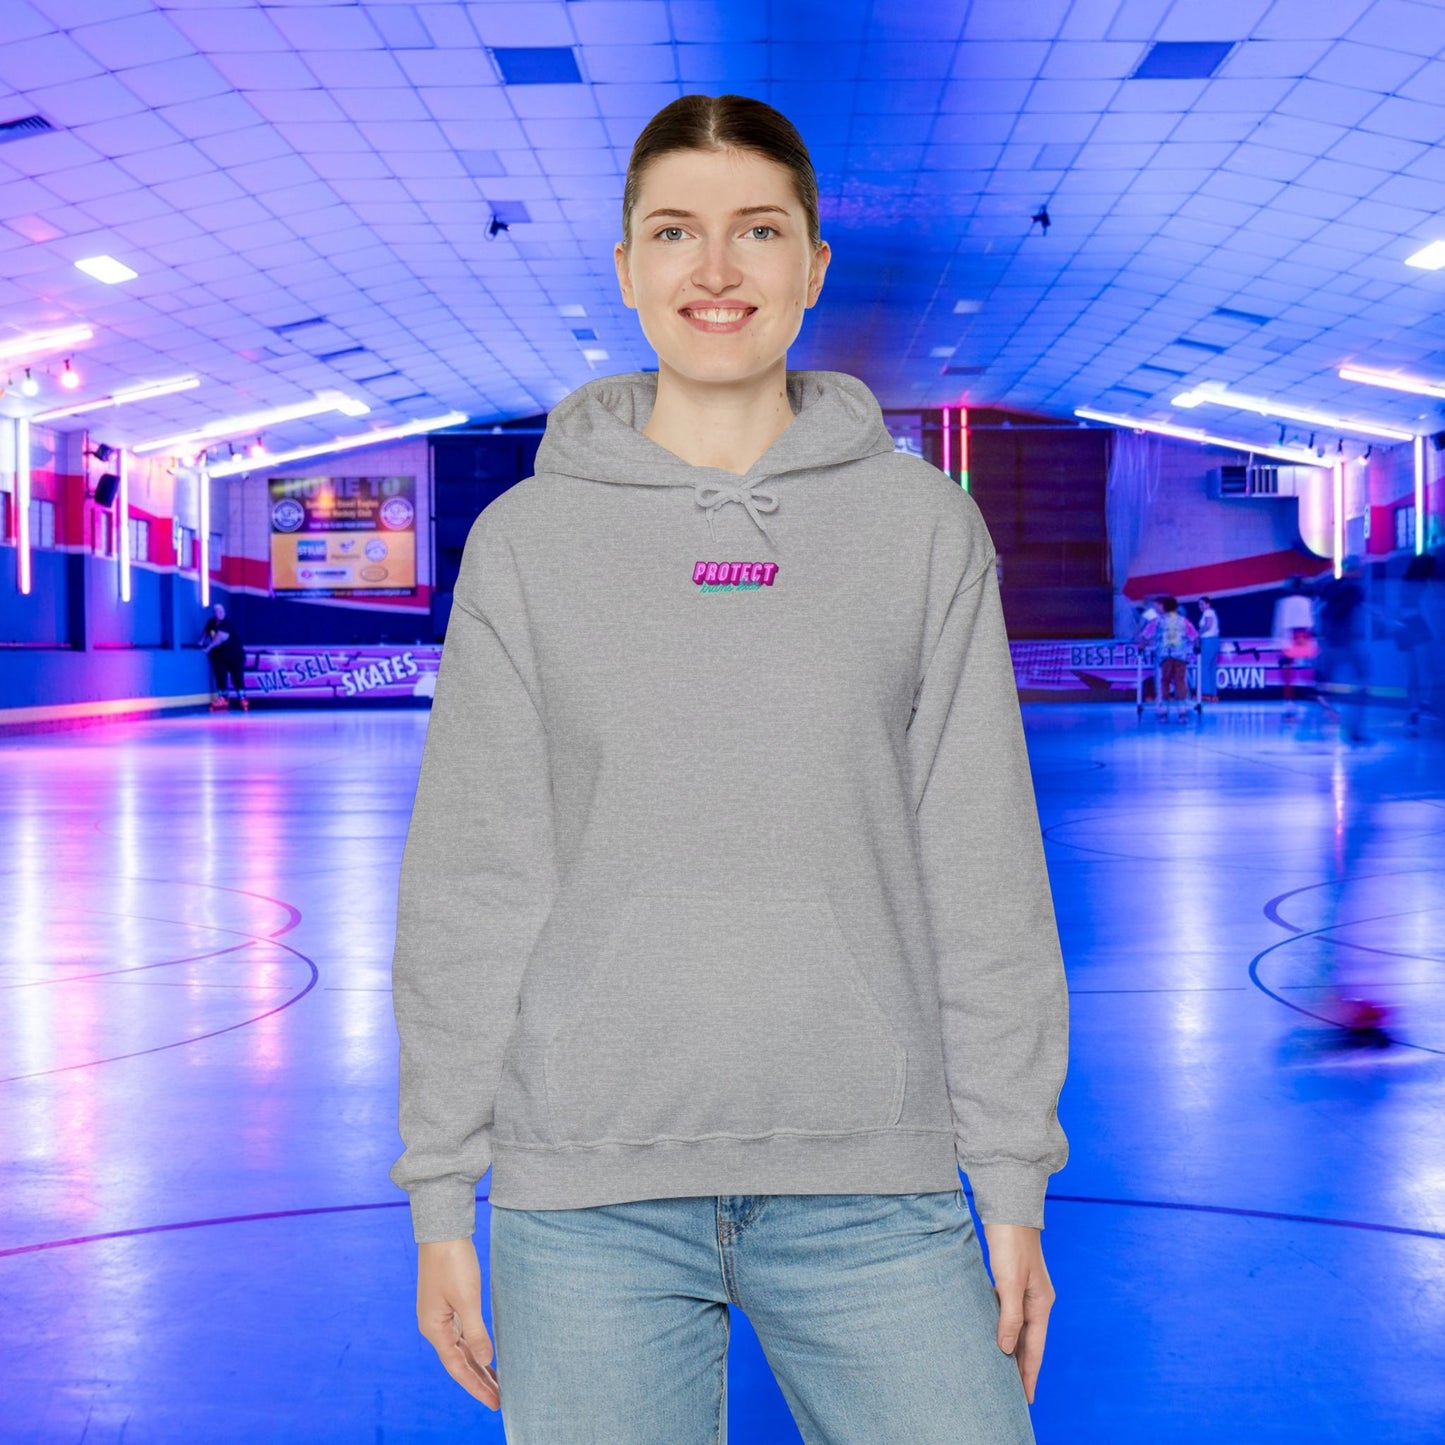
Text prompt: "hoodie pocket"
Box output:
[[543, 890, 907, 1147]]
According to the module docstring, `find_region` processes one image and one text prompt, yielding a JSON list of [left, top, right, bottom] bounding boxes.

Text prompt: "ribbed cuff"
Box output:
[[407, 1174, 480, 1244], [962, 1160, 1051, 1229]]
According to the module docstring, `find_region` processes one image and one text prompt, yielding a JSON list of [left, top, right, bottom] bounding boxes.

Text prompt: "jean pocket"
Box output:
[[543, 890, 907, 1147]]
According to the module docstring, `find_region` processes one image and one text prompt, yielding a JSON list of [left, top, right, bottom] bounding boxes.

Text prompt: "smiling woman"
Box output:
[[390, 91, 1068, 1445]]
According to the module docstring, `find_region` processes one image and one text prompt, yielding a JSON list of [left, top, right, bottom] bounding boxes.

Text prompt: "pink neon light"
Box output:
[[942, 406, 952, 477]]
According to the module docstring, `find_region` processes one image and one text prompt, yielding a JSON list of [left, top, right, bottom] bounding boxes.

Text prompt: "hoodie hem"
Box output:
[[487, 1127, 960, 1209]]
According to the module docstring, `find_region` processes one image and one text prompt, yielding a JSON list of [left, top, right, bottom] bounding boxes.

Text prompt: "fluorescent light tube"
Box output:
[[32, 375, 201, 422], [1170, 384, 1414, 441], [0, 324, 94, 362], [132, 390, 371, 455], [204, 412, 468, 479], [75, 255, 139, 284], [1074, 407, 1333, 467], [1338, 365, 1445, 401]]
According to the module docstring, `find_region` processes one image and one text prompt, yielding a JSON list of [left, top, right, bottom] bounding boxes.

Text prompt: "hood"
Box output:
[[532, 369, 896, 548]]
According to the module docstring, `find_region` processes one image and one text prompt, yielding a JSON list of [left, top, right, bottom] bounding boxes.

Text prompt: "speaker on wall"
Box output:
[[1430, 431, 1445, 452], [92, 472, 120, 508]]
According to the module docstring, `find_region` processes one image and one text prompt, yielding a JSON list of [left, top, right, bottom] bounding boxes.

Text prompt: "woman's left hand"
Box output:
[[980, 1222, 1055, 1404]]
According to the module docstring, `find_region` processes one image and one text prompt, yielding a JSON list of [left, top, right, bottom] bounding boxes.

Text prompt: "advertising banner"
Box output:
[[1009, 639, 1306, 698], [269, 475, 417, 597], [242, 640, 1302, 707], [244, 645, 441, 700]]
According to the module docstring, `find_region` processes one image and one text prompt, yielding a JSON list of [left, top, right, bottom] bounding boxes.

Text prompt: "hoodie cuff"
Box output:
[[962, 1160, 1052, 1230], [406, 1175, 480, 1244]]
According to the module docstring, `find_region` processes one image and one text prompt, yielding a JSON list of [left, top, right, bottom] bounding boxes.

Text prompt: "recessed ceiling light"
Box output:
[[1403, 240, 1445, 271], [931, 346, 957, 358], [74, 255, 138, 284], [558, 304, 588, 318], [953, 300, 983, 314], [582, 348, 609, 363]]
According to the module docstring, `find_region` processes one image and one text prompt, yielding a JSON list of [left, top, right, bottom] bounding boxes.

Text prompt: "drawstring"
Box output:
[[694, 477, 779, 546]]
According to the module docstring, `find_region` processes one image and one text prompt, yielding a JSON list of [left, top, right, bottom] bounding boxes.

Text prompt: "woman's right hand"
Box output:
[[416, 1237, 500, 1410]]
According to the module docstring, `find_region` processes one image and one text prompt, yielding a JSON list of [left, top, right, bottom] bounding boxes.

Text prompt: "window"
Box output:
[[176, 524, 197, 571], [128, 516, 150, 563], [29, 497, 55, 549], [208, 530, 222, 572], [93, 507, 113, 557]]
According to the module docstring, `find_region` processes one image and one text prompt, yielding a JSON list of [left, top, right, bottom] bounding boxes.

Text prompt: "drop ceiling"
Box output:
[[0, 0, 1442, 457]]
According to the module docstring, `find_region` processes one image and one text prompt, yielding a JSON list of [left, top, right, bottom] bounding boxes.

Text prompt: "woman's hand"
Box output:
[[416, 1238, 500, 1410], [980, 1222, 1055, 1404]]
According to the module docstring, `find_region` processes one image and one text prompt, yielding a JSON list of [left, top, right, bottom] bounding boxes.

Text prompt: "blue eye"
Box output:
[[658, 226, 686, 241], [749, 225, 776, 240]]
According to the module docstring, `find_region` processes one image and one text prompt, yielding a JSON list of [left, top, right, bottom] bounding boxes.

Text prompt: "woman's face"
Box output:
[[614, 146, 830, 387]]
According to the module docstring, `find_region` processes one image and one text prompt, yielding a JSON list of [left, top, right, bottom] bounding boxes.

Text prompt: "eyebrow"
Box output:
[[640, 205, 791, 222]]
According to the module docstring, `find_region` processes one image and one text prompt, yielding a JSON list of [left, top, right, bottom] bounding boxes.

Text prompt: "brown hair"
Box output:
[[621, 93, 820, 250]]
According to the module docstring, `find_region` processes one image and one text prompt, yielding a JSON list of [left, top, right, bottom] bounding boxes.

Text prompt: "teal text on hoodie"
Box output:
[[388, 370, 1069, 1242]]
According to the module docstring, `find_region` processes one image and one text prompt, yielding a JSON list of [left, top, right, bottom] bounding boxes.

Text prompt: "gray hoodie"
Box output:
[[388, 369, 1069, 1243]]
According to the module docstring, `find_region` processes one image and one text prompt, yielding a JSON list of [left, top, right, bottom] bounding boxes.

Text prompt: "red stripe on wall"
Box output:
[[1125, 549, 1331, 601]]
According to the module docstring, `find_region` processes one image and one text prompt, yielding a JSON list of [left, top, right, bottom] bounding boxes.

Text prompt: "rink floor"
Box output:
[[2, 703, 1442, 1443]]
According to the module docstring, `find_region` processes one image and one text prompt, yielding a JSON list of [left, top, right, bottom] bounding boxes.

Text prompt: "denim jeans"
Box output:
[[487, 1189, 1036, 1444]]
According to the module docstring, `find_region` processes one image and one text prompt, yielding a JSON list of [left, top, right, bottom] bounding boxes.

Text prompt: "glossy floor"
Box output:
[[2, 705, 1441, 1443]]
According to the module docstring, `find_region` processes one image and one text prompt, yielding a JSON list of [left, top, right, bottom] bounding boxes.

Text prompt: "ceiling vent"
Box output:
[[491, 47, 582, 85], [941, 363, 986, 376], [1211, 464, 1312, 499], [1131, 42, 1236, 80], [1212, 306, 1272, 327], [0, 114, 56, 146]]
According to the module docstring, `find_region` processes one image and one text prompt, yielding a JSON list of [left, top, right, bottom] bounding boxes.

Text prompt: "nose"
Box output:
[[690, 233, 744, 295]]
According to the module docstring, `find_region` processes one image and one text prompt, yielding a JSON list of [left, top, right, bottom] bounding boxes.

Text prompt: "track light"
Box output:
[[20, 369, 38, 397], [1030, 205, 1052, 234], [60, 358, 81, 390], [487, 215, 509, 240]]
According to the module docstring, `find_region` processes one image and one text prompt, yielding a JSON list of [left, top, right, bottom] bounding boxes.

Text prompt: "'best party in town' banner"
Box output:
[[1009, 639, 1303, 698], [268, 476, 417, 597]]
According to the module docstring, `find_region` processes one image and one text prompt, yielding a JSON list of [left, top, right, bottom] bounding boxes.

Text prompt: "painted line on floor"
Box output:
[[4, 1190, 1441, 1259]]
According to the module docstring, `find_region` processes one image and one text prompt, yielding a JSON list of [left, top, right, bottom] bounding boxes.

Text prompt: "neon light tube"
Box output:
[[205, 412, 469, 478], [0, 324, 94, 364], [16, 417, 31, 595], [33, 375, 201, 423], [199, 465, 210, 607], [959, 407, 970, 493], [1416, 435, 1426, 557], [118, 447, 131, 604], [1338, 366, 1445, 401], [1073, 408, 1332, 467], [942, 406, 952, 479], [132, 391, 371, 456], [1171, 384, 1413, 442], [1332, 459, 1344, 578]]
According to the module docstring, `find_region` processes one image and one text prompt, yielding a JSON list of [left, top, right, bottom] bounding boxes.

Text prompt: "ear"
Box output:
[[614, 240, 636, 310], [805, 238, 831, 309]]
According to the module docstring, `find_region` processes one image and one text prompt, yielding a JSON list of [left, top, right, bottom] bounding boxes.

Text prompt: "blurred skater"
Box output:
[[1396, 554, 1436, 735], [1196, 595, 1220, 703], [1315, 558, 1370, 744], [1140, 596, 1197, 721], [199, 603, 248, 713], [1272, 577, 1318, 720]]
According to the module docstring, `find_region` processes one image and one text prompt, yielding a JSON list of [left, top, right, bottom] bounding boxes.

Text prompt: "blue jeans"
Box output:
[[488, 1189, 1035, 1444]]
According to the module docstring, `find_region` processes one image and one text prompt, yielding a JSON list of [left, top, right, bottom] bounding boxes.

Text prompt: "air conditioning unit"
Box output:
[[1210, 463, 1313, 499]]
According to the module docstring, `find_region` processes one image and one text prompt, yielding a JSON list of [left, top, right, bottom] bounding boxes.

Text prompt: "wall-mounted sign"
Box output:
[[269, 475, 416, 597], [244, 644, 441, 700], [1010, 639, 1303, 698]]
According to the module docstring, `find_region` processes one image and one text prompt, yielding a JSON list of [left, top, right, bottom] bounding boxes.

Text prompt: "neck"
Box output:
[[642, 360, 796, 474]]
